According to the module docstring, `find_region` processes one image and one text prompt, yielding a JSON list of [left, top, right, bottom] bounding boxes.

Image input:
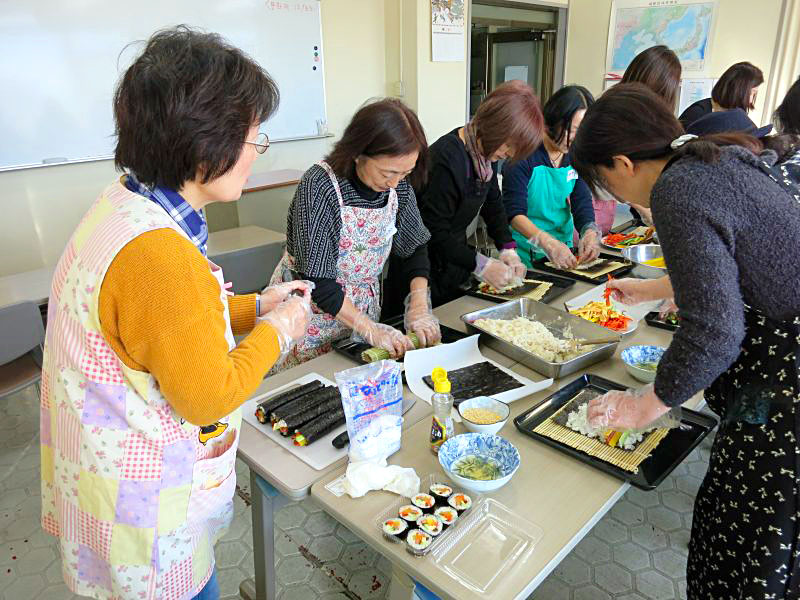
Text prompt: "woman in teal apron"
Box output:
[[502, 85, 600, 269]]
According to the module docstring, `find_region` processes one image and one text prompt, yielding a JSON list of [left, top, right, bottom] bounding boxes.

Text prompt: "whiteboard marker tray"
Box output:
[[431, 498, 543, 595]]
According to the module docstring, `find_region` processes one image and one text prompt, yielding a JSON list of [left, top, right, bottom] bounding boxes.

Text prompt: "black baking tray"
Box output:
[[331, 314, 469, 365], [644, 311, 680, 332], [466, 270, 576, 304], [528, 252, 634, 284], [514, 374, 717, 490]]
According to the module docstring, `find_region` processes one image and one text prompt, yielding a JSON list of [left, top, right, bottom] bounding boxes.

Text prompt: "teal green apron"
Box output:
[[511, 165, 578, 268]]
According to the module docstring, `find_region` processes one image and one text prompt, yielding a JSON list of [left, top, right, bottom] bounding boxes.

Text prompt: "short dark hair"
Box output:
[[543, 85, 594, 148], [775, 75, 800, 135], [473, 80, 543, 162], [325, 98, 429, 189], [712, 62, 764, 111], [571, 83, 761, 192], [114, 26, 279, 190], [620, 45, 682, 111]]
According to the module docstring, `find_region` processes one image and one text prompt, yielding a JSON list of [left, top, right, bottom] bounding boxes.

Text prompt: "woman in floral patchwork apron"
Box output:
[[571, 83, 800, 599], [270, 99, 439, 371], [502, 85, 601, 270], [40, 27, 311, 600]]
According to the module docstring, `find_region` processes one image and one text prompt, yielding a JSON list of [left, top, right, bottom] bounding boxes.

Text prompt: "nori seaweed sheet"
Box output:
[[256, 380, 324, 415], [422, 361, 523, 404], [270, 386, 340, 422], [295, 406, 346, 445], [279, 395, 343, 435]]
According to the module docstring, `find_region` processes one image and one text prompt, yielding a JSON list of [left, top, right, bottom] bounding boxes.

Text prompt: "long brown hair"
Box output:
[[472, 80, 543, 162], [325, 98, 429, 189], [620, 45, 682, 111], [571, 83, 762, 192], [712, 62, 764, 111]]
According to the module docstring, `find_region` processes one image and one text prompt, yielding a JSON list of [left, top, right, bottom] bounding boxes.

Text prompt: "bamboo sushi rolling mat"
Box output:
[[480, 280, 553, 301], [533, 400, 670, 473]]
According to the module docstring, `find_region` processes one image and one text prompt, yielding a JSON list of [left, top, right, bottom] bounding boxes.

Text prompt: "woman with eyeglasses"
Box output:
[[270, 98, 439, 369], [40, 27, 311, 600]]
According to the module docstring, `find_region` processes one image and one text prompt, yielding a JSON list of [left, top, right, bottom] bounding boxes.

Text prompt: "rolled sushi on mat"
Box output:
[[361, 333, 422, 363]]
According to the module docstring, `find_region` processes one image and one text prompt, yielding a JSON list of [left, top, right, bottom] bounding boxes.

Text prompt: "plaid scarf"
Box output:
[[124, 173, 208, 256]]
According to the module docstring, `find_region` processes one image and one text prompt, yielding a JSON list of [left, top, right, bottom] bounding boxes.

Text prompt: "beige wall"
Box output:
[[564, 0, 783, 124]]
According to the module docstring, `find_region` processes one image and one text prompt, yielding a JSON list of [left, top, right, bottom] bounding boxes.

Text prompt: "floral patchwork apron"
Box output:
[[269, 161, 398, 371]]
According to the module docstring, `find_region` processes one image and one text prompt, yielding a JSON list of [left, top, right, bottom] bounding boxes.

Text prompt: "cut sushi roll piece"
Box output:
[[448, 492, 473, 514], [398, 505, 423, 526], [411, 493, 436, 513], [417, 514, 443, 537], [434, 506, 458, 529], [429, 483, 453, 505], [405, 529, 433, 556], [382, 518, 408, 543]]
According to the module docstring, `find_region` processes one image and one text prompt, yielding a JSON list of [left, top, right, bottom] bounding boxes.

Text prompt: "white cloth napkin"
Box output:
[[343, 459, 420, 499]]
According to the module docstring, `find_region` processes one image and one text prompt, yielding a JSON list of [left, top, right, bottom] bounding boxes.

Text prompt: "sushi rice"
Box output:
[[429, 483, 453, 504], [448, 493, 473, 513], [565, 403, 651, 451], [405, 529, 433, 555], [434, 506, 458, 527], [412, 493, 436, 512], [417, 514, 444, 537], [382, 518, 408, 542]]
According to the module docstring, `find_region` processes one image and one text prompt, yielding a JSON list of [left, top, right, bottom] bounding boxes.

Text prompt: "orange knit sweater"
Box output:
[[98, 228, 280, 425]]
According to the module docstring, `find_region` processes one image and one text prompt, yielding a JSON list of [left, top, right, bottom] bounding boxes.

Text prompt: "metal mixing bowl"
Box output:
[[621, 244, 666, 278]]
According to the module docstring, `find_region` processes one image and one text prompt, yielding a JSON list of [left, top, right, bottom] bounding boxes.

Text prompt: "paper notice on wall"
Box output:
[[431, 0, 465, 62], [678, 78, 714, 115], [504, 65, 529, 83]]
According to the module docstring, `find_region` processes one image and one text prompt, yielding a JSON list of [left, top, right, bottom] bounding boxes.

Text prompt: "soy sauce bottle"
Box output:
[[429, 367, 454, 454]]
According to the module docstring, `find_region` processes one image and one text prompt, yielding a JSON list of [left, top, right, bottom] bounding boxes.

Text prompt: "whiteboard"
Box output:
[[0, 0, 327, 171]]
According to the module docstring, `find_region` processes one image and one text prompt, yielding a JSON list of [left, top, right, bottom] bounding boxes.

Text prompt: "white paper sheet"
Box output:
[[404, 335, 553, 408], [564, 284, 662, 323]]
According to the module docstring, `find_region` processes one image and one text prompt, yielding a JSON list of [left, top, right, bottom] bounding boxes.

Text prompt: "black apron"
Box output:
[[686, 159, 800, 599]]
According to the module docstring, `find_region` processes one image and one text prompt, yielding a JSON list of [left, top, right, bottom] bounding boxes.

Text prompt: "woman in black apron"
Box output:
[[386, 80, 544, 309], [570, 83, 800, 599]]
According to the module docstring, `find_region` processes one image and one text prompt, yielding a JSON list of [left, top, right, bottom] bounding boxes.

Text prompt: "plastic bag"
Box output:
[[335, 360, 404, 463]]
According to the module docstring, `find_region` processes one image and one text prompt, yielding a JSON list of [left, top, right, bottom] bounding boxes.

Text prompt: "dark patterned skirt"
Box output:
[[687, 309, 800, 599]]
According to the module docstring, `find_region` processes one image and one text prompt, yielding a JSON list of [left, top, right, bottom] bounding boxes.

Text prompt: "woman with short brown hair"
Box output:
[[271, 98, 439, 368], [680, 61, 765, 128], [620, 45, 682, 111]]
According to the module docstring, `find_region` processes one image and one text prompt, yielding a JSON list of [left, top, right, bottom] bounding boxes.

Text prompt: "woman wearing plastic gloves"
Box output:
[[502, 85, 599, 269], [271, 98, 438, 368], [40, 28, 311, 600], [571, 83, 800, 598], [414, 80, 543, 306]]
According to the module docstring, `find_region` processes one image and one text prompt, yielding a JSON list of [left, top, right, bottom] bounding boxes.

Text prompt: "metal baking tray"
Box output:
[[460, 298, 619, 378], [514, 374, 717, 489], [529, 252, 634, 284], [332, 314, 469, 365], [644, 311, 680, 332], [466, 271, 575, 304]]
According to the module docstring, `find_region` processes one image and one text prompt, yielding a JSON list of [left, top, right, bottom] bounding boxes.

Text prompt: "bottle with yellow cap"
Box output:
[[429, 367, 454, 454]]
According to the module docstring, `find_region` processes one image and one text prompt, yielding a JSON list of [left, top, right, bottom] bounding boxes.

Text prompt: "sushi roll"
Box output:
[[434, 506, 458, 529], [411, 493, 436, 513], [429, 483, 453, 506], [448, 492, 473, 514], [405, 529, 433, 556], [382, 518, 408, 543], [417, 514, 443, 537], [398, 505, 423, 527]]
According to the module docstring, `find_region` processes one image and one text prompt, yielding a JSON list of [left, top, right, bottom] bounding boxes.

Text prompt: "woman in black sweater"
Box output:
[[571, 83, 800, 599], [407, 80, 544, 307]]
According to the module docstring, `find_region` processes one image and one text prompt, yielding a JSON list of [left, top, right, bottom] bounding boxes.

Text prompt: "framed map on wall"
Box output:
[[606, 0, 718, 76]]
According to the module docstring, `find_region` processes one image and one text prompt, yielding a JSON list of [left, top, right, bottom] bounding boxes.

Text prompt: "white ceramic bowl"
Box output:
[[621, 345, 666, 383], [438, 433, 520, 493], [457, 396, 510, 435]]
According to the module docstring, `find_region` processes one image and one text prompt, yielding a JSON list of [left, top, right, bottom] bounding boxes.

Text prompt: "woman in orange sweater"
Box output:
[[40, 27, 310, 600]]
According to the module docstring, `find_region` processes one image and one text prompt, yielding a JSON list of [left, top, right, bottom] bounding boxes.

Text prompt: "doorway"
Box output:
[[468, 1, 567, 117]]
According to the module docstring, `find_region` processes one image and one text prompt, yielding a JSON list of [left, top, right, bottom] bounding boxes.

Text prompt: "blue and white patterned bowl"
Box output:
[[438, 433, 520, 493], [621, 345, 666, 383]]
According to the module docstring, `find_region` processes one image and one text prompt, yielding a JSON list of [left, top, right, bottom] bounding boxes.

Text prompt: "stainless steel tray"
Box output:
[[460, 298, 619, 378]]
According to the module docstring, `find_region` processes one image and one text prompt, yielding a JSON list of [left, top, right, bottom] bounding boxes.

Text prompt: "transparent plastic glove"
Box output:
[[499, 249, 527, 280], [587, 384, 681, 432], [352, 312, 414, 358], [636, 205, 654, 227], [473, 253, 514, 289], [606, 278, 663, 306], [528, 231, 577, 270], [260, 295, 312, 357], [577, 225, 601, 264], [658, 298, 679, 319], [259, 280, 314, 316], [404, 288, 441, 347]]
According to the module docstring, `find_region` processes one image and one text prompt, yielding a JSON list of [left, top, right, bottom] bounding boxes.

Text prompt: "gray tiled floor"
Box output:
[[2, 381, 712, 599]]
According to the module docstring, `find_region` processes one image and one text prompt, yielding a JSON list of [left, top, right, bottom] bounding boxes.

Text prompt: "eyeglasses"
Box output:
[[244, 132, 270, 154]]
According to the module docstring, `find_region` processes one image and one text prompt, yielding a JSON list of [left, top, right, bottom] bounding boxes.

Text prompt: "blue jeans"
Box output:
[[193, 571, 219, 600]]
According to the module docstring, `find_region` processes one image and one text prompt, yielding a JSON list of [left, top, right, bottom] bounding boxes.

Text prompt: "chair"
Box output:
[[0, 301, 44, 400]]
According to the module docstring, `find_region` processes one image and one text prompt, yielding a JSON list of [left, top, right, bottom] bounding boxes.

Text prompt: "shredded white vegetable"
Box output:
[[474, 317, 582, 362]]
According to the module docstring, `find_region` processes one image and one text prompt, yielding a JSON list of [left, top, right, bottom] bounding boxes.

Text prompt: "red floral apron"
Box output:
[[269, 161, 398, 371]]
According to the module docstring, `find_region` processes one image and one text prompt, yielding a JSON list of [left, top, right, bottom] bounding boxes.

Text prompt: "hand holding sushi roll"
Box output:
[[259, 280, 314, 316], [349, 310, 414, 358], [404, 288, 441, 347], [588, 384, 681, 431], [260, 295, 313, 355]]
